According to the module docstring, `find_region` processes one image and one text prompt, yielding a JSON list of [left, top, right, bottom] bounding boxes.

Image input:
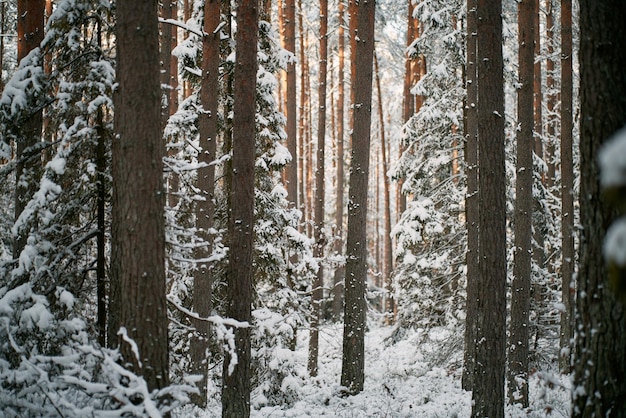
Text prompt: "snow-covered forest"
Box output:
[[1, 0, 626, 416]]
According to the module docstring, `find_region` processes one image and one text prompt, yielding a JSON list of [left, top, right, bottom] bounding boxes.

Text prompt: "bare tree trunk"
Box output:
[[297, 0, 306, 229], [190, 0, 221, 407], [308, 0, 328, 377], [374, 51, 394, 324], [573, 1, 626, 415], [0, 0, 5, 94], [332, 0, 346, 320], [341, 0, 376, 396], [508, 0, 535, 407], [462, 0, 479, 393], [221, 1, 258, 416], [398, 0, 415, 217], [161, 0, 180, 207], [532, 0, 545, 263], [558, 0, 575, 375], [283, 0, 297, 204], [14, 0, 44, 258], [111, 0, 169, 392], [472, 0, 506, 416], [545, 0, 556, 189]]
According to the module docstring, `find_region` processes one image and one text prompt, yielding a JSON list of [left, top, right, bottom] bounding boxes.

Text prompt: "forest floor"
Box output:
[[178, 321, 571, 417]]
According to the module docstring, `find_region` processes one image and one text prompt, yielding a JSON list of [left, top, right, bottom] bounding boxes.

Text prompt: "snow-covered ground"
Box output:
[[178, 322, 571, 417]]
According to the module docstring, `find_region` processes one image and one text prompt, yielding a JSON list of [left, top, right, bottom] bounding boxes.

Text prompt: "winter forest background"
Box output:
[[1, 0, 626, 417]]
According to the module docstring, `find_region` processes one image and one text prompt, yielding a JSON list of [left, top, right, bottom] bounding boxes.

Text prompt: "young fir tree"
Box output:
[[393, 0, 466, 330]]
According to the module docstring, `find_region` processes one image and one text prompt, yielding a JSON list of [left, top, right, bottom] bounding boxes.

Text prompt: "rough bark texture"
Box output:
[[14, 0, 44, 258], [161, 0, 180, 207], [471, 0, 506, 417], [462, 0, 478, 393], [544, 0, 556, 190], [0, 1, 5, 94], [573, 1, 626, 416], [96, 106, 107, 348], [191, 0, 221, 407], [111, 0, 169, 391], [508, 0, 535, 407], [221, 0, 257, 416], [374, 52, 394, 324], [283, 0, 297, 204], [308, 0, 327, 377], [558, 0, 574, 375], [341, 0, 376, 396], [332, 0, 346, 321]]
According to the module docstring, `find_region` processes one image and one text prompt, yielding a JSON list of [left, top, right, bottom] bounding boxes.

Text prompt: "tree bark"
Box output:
[[508, 0, 535, 407], [332, 0, 346, 321], [308, 0, 328, 377], [341, 0, 376, 396], [544, 0, 556, 190], [111, 0, 169, 391], [573, 1, 626, 416], [374, 52, 394, 324], [191, 0, 221, 407], [221, 0, 257, 416], [283, 0, 297, 204], [462, 0, 478, 393], [14, 0, 44, 258], [558, 0, 574, 375], [471, 0, 506, 416]]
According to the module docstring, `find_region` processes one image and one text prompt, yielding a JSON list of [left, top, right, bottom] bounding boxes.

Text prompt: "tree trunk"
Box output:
[[471, 0, 506, 416], [308, 0, 328, 377], [190, 0, 221, 407], [161, 0, 180, 207], [283, 0, 297, 204], [462, 0, 479, 393], [508, 0, 535, 407], [221, 0, 257, 416], [14, 0, 44, 258], [398, 0, 415, 217], [96, 106, 107, 348], [532, 0, 546, 268], [544, 0, 556, 190], [111, 0, 169, 392], [558, 0, 574, 375], [332, 0, 346, 321], [341, 0, 376, 396], [374, 52, 394, 324], [573, 1, 626, 416]]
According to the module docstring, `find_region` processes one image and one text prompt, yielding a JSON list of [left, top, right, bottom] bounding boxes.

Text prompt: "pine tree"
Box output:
[[110, 0, 169, 391], [222, 0, 258, 415], [472, 0, 506, 416], [573, 0, 626, 415], [341, 0, 376, 395]]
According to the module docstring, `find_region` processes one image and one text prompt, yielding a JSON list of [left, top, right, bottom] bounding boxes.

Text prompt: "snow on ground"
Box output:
[[178, 321, 571, 417]]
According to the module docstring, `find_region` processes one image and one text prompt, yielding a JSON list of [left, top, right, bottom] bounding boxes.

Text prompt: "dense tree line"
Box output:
[[1, 0, 625, 417]]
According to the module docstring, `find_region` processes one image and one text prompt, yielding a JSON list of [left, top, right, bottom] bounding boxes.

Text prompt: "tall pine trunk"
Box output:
[[573, 0, 626, 415], [191, 0, 221, 407], [462, 0, 479, 392], [472, 0, 506, 416], [508, 0, 535, 407], [374, 52, 394, 324], [111, 0, 169, 391], [558, 0, 574, 375], [14, 0, 44, 258], [283, 0, 297, 204], [221, 0, 257, 415], [341, 0, 376, 396], [308, 0, 328, 377], [332, 0, 346, 321]]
